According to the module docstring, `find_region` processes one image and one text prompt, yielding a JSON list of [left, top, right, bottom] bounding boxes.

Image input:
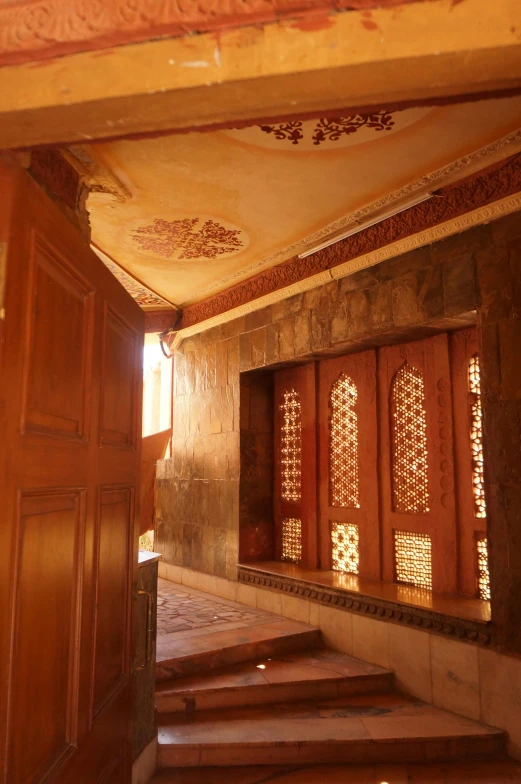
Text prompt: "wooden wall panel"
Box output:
[[7, 489, 84, 784], [378, 334, 458, 595], [22, 239, 94, 439], [450, 327, 485, 597], [318, 350, 379, 579], [273, 363, 317, 569], [92, 487, 133, 716], [100, 307, 139, 448]]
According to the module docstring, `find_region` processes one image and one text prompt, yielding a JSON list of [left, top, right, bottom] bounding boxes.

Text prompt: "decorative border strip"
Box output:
[[0, 0, 429, 67], [170, 191, 521, 350], [238, 565, 496, 647]]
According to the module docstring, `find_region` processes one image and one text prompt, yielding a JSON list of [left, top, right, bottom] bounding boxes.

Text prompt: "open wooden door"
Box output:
[[0, 157, 143, 784]]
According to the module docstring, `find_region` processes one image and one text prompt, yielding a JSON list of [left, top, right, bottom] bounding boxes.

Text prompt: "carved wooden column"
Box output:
[[477, 214, 521, 654]]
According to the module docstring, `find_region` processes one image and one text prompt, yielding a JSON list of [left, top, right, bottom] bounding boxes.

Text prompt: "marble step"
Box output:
[[151, 759, 521, 783], [156, 619, 322, 682], [155, 649, 394, 714], [157, 692, 506, 768]]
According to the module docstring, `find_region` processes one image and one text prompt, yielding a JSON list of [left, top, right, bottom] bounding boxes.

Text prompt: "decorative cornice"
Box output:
[[196, 129, 521, 297], [170, 190, 521, 350], [179, 151, 521, 328], [0, 0, 430, 67], [238, 565, 496, 647]]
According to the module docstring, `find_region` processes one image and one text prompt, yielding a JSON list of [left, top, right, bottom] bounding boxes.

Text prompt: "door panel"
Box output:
[[0, 156, 143, 784], [22, 238, 94, 440], [9, 490, 84, 784], [378, 334, 457, 595], [273, 363, 317, 568], [318, 350, 379, 579], [93, 487, 133, 716], [100, 307, 139, 449]]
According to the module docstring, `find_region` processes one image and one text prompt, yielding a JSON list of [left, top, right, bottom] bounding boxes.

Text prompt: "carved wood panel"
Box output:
[[22, 237, 94, 439], [378, 333, 458, 595], [100, 306, 140, 448], [7, 489, 85, 784], [318, 350, 379, 579], [273, 364, 317, 568], [93, 487, 133, 717], [450, 327, 488, 598]]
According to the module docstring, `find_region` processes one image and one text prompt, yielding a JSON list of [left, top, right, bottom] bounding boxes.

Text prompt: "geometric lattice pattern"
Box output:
[[331, 521, 359, 575], [394, 529, 432, 590], [391, 363, 429, 514], [329, 375, 360, 508], [469, 355, 486, 519], [476, 535, 491, 601], [281, 517, 302, 563], [280, 389, 302, 502]]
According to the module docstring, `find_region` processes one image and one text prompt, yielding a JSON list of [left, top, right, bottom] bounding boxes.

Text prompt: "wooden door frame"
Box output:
[[0, 0, 521, 150]]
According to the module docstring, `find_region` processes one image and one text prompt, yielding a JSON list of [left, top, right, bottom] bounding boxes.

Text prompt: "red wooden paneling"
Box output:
[[317, 350, 380, 580], [273, 363, 317, 569]]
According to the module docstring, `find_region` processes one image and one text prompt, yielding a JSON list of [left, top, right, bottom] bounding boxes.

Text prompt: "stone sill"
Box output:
[[237, 560, 494, 647]]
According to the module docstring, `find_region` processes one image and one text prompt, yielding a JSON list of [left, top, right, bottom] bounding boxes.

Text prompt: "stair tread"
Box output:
[[158, 692, 503, 746], [157, 619, 318, 665], [151, 760, 521, 783], [156, 648, 391, 695]]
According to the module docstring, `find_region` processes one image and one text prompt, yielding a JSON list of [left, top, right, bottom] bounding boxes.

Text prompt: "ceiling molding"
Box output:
[[194, 127, 521, 299], [169, 190, 521, 350]]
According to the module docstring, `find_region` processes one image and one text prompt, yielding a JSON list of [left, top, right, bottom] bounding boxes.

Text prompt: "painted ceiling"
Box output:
[[86, 96, 521, 310]]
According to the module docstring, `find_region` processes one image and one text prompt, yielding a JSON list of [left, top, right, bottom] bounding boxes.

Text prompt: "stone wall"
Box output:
[[156, 212, 521, 654]]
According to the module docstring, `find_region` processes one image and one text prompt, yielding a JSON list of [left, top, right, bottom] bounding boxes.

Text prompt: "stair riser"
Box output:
[[156, 629, 322, 682], [158, 734, 506, 769], [156, 674, 394, 714]]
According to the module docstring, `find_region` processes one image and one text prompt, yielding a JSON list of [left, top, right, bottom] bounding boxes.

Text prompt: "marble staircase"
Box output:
[[151, 580, 512, 782]]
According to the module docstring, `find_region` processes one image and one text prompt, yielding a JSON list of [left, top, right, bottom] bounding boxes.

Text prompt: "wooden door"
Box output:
[[273, 363, 317, 568], [0, 158, 143, 784], [317, 350, 379, 580], [378, 334, 457, 595]]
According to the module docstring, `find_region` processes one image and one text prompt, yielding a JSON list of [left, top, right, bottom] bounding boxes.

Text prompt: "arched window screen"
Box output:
[[280, 389, 301, 502], [469, 355, 486, 519], [391, 363, 429, 514], [329, 374, 359, 509]]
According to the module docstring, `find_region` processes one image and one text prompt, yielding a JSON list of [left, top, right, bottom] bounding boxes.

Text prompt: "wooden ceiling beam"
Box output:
[[0, 0, 520, 150]]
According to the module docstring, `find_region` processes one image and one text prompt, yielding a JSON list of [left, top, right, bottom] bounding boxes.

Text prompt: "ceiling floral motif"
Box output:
[[259, 111, 397, 147], [131, 217, 245, 260]]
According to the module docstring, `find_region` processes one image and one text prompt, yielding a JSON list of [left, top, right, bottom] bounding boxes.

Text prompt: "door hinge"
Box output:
[[0, 242, 6, 321]]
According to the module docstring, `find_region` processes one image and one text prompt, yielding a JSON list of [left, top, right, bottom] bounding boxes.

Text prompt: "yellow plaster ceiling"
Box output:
[[86, 96, 521, 308]]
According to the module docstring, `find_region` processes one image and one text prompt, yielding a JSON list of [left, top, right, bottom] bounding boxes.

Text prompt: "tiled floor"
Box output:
[[152, 760, 521, 783], [157, 578, 277, 639]]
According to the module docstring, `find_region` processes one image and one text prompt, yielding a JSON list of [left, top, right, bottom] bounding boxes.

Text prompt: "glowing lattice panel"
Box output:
[[477, 536, 491, 600], [331, 522, 359, 574], [280, 389, 302, 502], [469, 355, 486, 519], [394, 530, 432, 590], [391, 363, 429, 514], [281, 517, 302, 563], [329, 375, 360, 508]]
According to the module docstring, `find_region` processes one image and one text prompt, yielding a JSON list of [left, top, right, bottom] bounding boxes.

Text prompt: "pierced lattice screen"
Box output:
[[281, 517, 302, 563], [469, 355, 486, 519], [394, 529, 432, 590], [329, 374, 360, 509], [476, 535, 491, 601], [331, 521, 359, 574], [280, 389, 302, 502], [391, 363, 429, 514]]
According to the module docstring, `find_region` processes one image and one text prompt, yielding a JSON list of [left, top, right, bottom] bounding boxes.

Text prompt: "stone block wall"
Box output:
[[156, 212, 521, 654]]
